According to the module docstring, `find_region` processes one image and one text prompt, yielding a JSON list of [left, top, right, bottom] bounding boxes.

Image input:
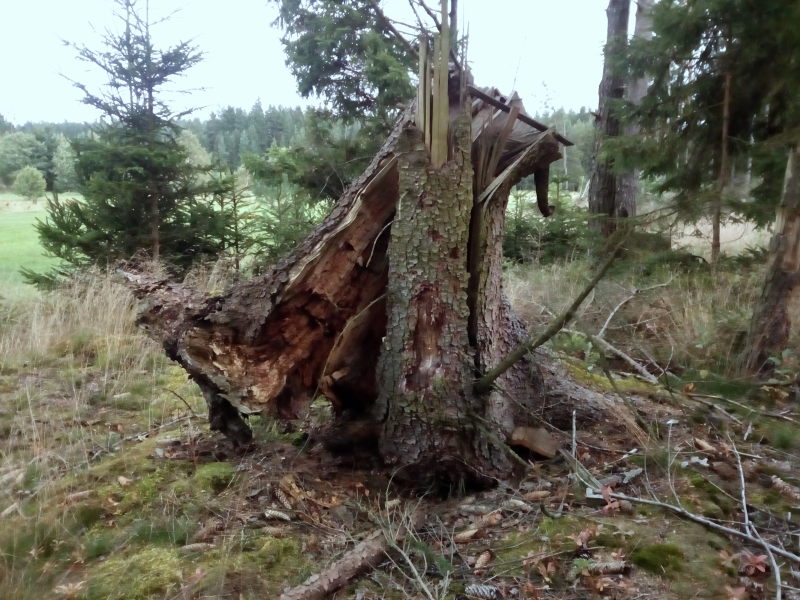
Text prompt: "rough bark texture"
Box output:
[[589, 0, 631, 236], [615, 0, 653, 218], [374, 115, 506, 484], [742, 146, 800, 374]]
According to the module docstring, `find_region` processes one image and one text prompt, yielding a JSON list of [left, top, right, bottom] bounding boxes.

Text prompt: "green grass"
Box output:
[[0, 192, 78, 296]]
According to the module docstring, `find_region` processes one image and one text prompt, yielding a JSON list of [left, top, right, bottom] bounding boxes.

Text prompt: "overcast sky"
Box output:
[[1, 0, 609, 125]]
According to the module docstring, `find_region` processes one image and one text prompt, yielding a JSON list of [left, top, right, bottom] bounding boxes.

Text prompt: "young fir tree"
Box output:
[[12, 166, 47, 204], [31, 0, 226, 279]]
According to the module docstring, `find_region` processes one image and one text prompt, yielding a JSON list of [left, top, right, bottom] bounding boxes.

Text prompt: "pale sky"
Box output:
[[0, 0, 609, 125]]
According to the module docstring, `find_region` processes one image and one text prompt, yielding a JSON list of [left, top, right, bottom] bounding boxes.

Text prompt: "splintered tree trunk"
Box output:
[[123, 71, 588, 487], [589, 0, 630, 236], [742, 145, 800, 374]]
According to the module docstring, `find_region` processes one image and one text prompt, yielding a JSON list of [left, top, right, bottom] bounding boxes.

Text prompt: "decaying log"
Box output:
[[277, 511, 423, 600]]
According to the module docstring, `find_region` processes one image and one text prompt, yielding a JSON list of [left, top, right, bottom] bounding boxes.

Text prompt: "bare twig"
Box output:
[[166, 389, 199, 417], [365, 0, 419, 58], [687, 392, 798, 424], [731, 436, 782, 600], [278, 506, 423, 600], [475, 232, 628, 393], [597, 278, 672, 339], [602, 490, 800, 566], [563, 328, 658, 384]]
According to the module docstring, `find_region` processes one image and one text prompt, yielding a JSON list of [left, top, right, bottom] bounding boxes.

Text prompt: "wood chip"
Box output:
[[510, 426, 558, 458], [524, 490, 551, 501], [694, 437, 716, 453]]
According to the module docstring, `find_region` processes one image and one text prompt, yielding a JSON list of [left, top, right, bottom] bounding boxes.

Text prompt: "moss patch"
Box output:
[[85, 547, 183, 600], [631, 543, 684, 575], [193, 462, 235, 493]]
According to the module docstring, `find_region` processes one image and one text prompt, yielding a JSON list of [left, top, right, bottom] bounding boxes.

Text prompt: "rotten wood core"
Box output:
[[124, 79, 611, 485]]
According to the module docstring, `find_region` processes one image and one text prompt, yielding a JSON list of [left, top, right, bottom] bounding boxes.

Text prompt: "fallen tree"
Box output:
[[124, 26, 622, 487]]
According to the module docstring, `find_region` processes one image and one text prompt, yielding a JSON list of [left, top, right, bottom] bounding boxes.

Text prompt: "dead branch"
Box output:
[[475, 232, 628, 394], [597, 278, 672, 338], [687, 392, 799, 424], [278, 509, 422, 600], [731, 436, 782, 600], [603, 490, 800, 566], [563, 327, 658, 384], [365, 0, 419, 58]]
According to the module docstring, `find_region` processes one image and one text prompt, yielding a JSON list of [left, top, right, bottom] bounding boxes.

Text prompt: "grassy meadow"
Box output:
[[0, 193, 64, 296], [0, 191, 798, 599]]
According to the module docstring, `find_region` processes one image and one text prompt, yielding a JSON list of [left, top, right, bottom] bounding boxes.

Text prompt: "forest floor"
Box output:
[[0, 232, 799, 599]]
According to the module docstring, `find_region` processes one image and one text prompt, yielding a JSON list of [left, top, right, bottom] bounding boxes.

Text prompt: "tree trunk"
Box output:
[[742, 145, 800, 374], [615, 0, 653, 218], [375, 116, 513, 485], [589, 0, 631, 236], [711, 71, 732, 264]]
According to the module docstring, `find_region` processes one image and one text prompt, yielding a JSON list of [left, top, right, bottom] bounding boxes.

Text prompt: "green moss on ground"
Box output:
[[631, 543, 684, 574], [193, 462, 236, 493], [84, 547, 183, 600]]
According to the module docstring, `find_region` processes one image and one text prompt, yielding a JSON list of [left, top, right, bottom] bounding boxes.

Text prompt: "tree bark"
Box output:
[[742, 145, 800, 375], [374, 115, 512, 485], [615, 0, 653, 218], [589, 0, 631, 236]]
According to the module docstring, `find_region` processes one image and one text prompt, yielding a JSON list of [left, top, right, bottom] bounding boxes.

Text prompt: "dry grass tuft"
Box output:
[[506, 258, 780, 376]]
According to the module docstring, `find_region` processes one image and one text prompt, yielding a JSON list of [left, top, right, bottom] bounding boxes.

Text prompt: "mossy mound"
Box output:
[[631, 543, 684, 574], [193, 462, 235, 493], [84, 547, 183, 600]]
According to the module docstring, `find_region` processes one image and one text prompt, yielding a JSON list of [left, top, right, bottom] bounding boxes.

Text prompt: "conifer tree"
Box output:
[[32, 0, 225, 277], [619, 0, 800, 239]]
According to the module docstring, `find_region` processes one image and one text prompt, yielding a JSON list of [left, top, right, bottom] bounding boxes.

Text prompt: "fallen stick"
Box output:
[[603, 490, 800, 566], [475, 232, 628, 393], [278, 510, 422, 600]]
